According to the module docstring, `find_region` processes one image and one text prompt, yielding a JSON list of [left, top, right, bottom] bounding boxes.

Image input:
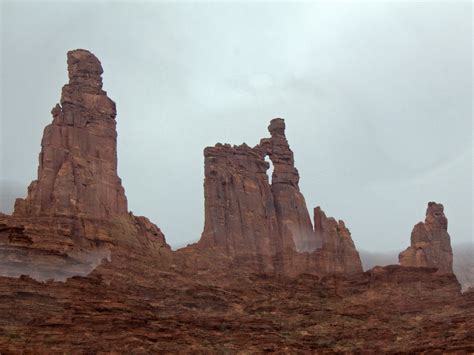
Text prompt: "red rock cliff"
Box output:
[[399, 202, 453, 274], [198, 143, 283, 274]]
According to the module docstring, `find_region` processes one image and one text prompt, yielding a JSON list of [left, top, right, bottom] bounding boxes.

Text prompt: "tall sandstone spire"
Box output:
[[0, 50, 170, 280], [198, 118, 362, 276], [259, 118, 319, 253], [14, 49, 128, 219], [399, 202, 453, 274]]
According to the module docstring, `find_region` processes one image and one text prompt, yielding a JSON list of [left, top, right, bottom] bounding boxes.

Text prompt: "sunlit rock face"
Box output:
[[199, 118, 362, 276], [0, 50, 171, 281], [399, 202, 453, 274]]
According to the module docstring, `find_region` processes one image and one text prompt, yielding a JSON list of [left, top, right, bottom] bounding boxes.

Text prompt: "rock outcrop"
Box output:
[[0, 49, 471, 353], [198, 143, 283, 274], [0, 263, 467, 353], [399, 202, 453, 274], [198, 118, 362, 276], [259, 119, 318, 253], [313, 207, 363, 274], [14, 49, 127, 219], [0, 49, 170, 280]]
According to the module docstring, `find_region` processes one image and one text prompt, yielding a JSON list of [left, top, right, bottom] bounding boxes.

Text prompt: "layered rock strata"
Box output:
[[0, 49, 471, 353], [399, 202, 453, 274]]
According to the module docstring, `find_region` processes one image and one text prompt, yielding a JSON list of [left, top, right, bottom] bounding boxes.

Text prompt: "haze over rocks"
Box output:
[[0, 49, 471, 352]]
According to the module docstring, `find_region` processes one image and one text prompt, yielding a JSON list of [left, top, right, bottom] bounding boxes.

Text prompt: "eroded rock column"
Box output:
[[259, 118, 318, 253], [14, 49, 128, 219], [399, 202, 453, 274]]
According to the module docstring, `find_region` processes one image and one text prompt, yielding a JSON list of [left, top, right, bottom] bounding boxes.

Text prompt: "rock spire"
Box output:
[[399, 202, 453, 274], [14, 49, 128, 219]]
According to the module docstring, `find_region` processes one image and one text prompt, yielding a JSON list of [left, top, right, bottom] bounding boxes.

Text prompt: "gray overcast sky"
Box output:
[[1, 1, 472, 252]]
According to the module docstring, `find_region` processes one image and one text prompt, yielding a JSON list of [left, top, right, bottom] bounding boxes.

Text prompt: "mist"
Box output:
[[0, 247, 111, 282]]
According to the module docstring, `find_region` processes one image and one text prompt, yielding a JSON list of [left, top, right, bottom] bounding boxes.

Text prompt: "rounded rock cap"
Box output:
[[67, 49, 103, 89], [268, 118, 286, 137]]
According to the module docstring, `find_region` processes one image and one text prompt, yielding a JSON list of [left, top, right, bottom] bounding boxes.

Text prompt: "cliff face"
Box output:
[[198, 143, 283, 274], [198, 118, 362, 276], [399, 202, 453, 274], [0, 50, 171, 281]]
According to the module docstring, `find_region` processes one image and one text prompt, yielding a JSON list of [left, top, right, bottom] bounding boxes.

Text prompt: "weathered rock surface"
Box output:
[[0, 264, 470, 353], [399, 202, 454, 274]]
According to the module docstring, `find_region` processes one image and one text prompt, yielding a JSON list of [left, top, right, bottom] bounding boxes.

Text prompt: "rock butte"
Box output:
[[0, 49, 471, 353]]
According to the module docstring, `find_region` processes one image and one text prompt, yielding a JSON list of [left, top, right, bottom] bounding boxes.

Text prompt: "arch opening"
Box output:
[[264, 155, 274, 184]]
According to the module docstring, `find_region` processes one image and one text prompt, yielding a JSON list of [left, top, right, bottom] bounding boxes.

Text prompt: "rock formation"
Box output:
[[198, 143, 283, 274], [0, 49, 170, 280], [14, 49, 128, 219], [0, 49, 471, 353], [198, 118, 362, 276], [399, 202, 453, 274], [259, 119, 318, 253], [313, 207, 363, 274]]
